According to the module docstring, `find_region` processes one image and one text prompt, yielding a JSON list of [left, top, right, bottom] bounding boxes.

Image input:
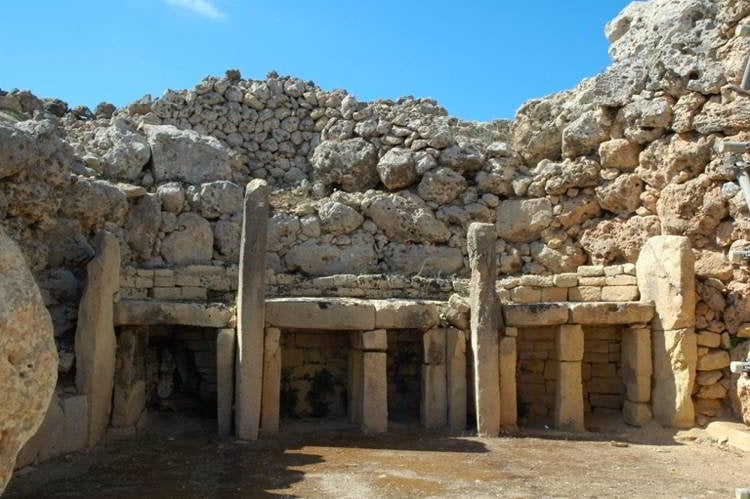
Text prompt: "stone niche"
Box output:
[[516, 326, 627, 426], [111, 324, 235, 431], [386, 329, 424, 423]]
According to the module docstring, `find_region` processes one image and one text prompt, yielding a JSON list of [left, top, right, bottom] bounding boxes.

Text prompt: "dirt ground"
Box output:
[[5, 414, 749, 498]]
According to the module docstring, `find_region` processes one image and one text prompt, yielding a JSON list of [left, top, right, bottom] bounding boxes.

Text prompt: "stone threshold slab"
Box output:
[[114, 300, 233, 328], [502, 301, 654, 327]]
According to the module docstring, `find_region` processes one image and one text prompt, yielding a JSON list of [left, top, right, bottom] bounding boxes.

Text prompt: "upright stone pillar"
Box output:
[[261, 327, 281, 435], [235, 179, 269, 440], [446, 328, 467, 432], [112, 327, 147, 429], [554, 324, 584, 432], [621, 325, 652, 426], [467, 223, 500, 437], [499, 334, 517, 430], [637, 235, 696, 428], [75, 231, 120, 447], [421, 328, 447, 429], [216, 328, 236, 436], [351, 330, 388, 433]]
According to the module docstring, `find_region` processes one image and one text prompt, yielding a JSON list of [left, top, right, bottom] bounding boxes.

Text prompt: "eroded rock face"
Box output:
[[0, 227, 57, 492], [144, 124, 232, 184], [311, 138, 379, 192]]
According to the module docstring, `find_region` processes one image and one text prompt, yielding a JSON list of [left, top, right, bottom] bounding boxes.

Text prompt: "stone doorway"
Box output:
[[386, 329, 423, 423]]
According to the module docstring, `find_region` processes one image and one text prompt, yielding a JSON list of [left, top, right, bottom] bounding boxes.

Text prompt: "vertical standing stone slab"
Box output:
[[112, 327, 147, 429], [235, 179, 268, 440], [554, 361, 584, 432], [652, 328, 696, 428], [636, 236, 696, 428], [260, 327, 281, 435], [499, 335, 517, 430], [348, 346, 363, 424], [467, 223, 501, 437], [216, 328, 236, 436], [421, 329, 447, 429], [621, 326, 652, 404], [75, 231, 120, 447], [554, 324, 584, 432], [361, 351, 388, 433], [446, 328, 467, 432]]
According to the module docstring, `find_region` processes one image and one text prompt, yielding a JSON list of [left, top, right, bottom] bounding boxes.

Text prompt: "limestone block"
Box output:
[[468, 223, 501, 437], [554, 361, 584, 432], [350, 329, 387, 352], [696, 349, 730, 371], [557, 324, 584, 362], [499, 336, 518, 429], [636, 236, 696, 331], [260, 328, 280, 435], [35, 394, 66, 462], [446, 329, 467, 432], [541, 287, 568, 302], [569, 302, 654, 325], [601, 286, 639, 301], [622, 400, 652, 427], [621, 326, 652, 377], [112, 327, 147, 428], [75, 231, 120, 447], [115, 300, 233, 328], [553, 273, 578, 287], [578, 265, 604, 277], [217, 328, 236, 436], [235, 179, 268, 441], [504, 327, 518, 337], [502, 303, 569, 327], [266, 298, 375, 330], [373, 299, 440, 330], [423, 328, 447, 365], [652, 328, 696, 428], [696, 331, 721, 348], [569, 286, 602, 302], [361, 352, 388, 433], [421, 363, 448, 429]]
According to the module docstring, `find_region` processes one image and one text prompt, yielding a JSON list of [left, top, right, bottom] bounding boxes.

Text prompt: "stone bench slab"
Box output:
[[265, 297, 376, 330], [568, 302, 654, 325], [114, 300, 233, 328], [502, 303, 570, 326]]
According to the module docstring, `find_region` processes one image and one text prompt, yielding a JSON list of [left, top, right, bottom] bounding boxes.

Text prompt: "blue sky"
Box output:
[[0, 1, 631, 121]]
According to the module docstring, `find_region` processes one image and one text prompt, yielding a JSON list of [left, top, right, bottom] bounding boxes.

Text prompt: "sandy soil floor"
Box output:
[[5, 414, 749, 498]]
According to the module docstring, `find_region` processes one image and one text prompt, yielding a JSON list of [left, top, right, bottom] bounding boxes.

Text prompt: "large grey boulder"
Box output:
[[285, 241, 377, 276], [318, 200, 363, 235], [0, 227, 58, 492], [193, 181, 243, 218], [143, 125, 232, 184], [496, 198, 552, 242], [161, 212, 214, 264], [311, 138, 379, 192], [60, 178, 129, 231], [126, 194, 162, 260], [362, 192, 450, 244], [383, 243, 464, 277], [376, 147, 417, 190], [417, 167, 467, 204], [0, 121, 38, 179], [91, 123, 151, 181]]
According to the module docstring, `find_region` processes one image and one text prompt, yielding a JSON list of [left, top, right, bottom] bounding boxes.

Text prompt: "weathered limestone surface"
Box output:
[[446, 328, 467, 432], [260, 327, 280, 435], [421, 328, 447, 429], [557, 324, 584, 362], [554, 361, 584, 432], [503, 303, 569, 326], [348, 349, 363, 425], [266, 298, 375, 330], [568, 302, 653, 324], [235, 179, 268, 440], [75, 231, 120, 447], [621, 326, 653, 426], [112, 327, 147, 428], [468, 223, 500, 436], [351, 329, 387, 351], [217, 328, 236, 436], [114, 300, 233, 327], [652, 328, 696, 428], [373, 300, 440, 330], [499, 336, 518, 430], [361, 352, 388, 433], [0, 227, 57, 492], [636, 236, 695, 331]]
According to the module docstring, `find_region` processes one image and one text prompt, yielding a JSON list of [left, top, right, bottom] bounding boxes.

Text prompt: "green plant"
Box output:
[[305, 368, 336, 418]]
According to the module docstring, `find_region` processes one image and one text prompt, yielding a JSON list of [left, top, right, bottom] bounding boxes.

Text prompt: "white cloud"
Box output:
[[164, 0, 227, 20]]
